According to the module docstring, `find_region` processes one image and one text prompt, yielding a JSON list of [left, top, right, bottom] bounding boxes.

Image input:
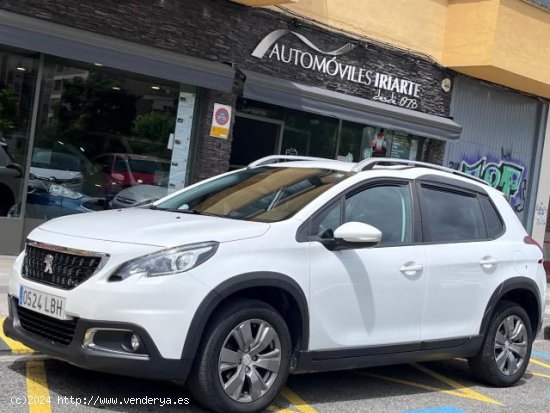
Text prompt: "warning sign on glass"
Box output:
[[210, 103, 232, 139]]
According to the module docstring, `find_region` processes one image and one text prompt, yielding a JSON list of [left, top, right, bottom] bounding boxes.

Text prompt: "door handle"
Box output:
[[399, 263, 424, 275], [479, 257, 498, 269]]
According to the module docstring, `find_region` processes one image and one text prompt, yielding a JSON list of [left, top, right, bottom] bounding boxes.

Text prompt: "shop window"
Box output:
[[236, 99, 427, 164], [0, 48, 38, 218], [281, 110, 338, 158], [26, 57, 186, 220]]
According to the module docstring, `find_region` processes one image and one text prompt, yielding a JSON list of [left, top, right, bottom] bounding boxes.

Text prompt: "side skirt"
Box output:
[[294, 335, 484, 374]]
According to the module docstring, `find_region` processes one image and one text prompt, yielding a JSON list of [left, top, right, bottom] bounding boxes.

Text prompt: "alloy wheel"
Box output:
[[494, 315, 528, 376], [218, 319, 282, 403]]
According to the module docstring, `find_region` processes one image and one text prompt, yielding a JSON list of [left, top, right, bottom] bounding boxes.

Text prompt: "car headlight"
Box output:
[[110, 242, 218, 281], [49, 184, 83, 199]]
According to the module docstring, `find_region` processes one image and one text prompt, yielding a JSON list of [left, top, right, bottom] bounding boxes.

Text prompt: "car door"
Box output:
[[307, 180, 427, 351], [417, 181, 506, 341]]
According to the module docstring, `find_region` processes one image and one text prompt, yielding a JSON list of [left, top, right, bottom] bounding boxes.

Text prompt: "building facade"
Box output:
[[0, 0, 548, 254]]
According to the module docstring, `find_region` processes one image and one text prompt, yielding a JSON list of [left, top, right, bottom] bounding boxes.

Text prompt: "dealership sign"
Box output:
[[252, 29, 422, 109]]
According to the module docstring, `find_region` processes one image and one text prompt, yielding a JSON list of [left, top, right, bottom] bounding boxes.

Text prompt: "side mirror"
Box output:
[[6, 163, 23, 178], [324, 222, 382, 251]]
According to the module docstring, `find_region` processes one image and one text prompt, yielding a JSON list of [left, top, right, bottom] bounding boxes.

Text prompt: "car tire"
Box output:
[[188, 299, 292, 413], [468, 300, 533, 387]]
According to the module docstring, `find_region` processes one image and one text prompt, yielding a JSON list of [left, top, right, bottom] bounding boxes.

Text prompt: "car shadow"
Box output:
[[7, 357, 533, 412]]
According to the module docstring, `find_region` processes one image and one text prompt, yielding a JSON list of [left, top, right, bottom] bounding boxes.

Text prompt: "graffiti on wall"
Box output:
[[449, 155, 528, 213]]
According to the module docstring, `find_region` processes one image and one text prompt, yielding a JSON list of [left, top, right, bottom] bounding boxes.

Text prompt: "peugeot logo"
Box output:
[[44, 254, 54, 274]]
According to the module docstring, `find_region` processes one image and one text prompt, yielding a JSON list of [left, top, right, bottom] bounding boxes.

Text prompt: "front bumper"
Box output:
[[3, 297, 193, 382]]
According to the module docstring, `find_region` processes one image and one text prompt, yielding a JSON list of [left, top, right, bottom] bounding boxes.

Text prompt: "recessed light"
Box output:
[[16, 67, 26, 71], [151, 86, 160, 90]]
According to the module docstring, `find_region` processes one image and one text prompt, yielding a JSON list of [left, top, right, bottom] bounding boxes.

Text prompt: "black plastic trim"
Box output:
[[3, 297, 191, 381], [418, 174, 488, 195], [180, 272, 310, 362], [479, 277, 543, 335], [295, 335, 483, 374]]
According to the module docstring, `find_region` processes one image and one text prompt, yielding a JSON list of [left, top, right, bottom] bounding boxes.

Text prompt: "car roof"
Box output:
[[98, 153, 170, 162]]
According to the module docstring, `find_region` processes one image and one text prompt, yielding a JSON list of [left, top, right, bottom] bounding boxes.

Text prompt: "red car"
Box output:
[[94, 153, 170, 198]]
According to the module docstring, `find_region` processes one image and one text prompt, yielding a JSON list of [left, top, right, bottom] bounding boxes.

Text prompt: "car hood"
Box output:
[[115, 184, 168, 202], [35, 208, 270, 247], [31, 167, 82, 181]]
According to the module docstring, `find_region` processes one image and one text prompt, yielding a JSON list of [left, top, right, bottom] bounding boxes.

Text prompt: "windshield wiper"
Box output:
[[151, 206, 221, 217]]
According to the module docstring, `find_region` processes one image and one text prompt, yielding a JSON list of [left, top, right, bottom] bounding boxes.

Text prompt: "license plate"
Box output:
[[18, 286, 66, 320]]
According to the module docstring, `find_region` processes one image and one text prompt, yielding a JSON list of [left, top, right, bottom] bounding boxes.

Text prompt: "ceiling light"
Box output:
[[151, 86, 160, 90], [94, 63, 103, 67], [16, 67, 26, 71], [112, 86, 121, 90]]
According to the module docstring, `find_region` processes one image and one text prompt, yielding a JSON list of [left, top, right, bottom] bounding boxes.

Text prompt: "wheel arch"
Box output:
[[181, 271, 309, 363], [479, 277, 542, 336]]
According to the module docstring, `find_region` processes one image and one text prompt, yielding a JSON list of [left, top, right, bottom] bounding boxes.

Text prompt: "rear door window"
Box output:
[[420, 185, 486, 243]]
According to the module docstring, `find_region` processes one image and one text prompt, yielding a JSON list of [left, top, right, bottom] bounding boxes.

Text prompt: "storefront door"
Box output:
[[229, 114, 283, 169]]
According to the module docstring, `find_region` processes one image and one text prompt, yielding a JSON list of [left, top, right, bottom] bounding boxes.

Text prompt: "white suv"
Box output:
[[4, 156, 546, 413]]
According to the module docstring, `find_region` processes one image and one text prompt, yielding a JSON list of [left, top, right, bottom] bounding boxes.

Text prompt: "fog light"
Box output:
[[130, 334, 140, 352]]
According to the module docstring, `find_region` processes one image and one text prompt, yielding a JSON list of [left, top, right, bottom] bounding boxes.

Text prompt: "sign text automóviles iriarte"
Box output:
[[252, 30, 422, 110]]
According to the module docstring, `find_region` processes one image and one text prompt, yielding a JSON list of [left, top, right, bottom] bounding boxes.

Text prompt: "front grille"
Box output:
[[16, 303, 78, 346], [23, 243, 105, 290]]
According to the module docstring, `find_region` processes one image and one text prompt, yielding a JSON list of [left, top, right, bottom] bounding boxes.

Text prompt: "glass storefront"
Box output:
[[0, 47, 38, 218], [235, 99, 425, 166], [17, 56, 187, 220], [0, 44, 440, 253]]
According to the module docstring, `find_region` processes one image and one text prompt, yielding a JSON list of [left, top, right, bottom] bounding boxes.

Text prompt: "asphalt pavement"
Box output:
[[1, 255, 549, 413]]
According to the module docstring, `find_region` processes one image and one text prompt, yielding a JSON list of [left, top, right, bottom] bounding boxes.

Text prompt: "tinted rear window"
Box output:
[[480, 196, 504, 238], [421, 185, 486, 242]]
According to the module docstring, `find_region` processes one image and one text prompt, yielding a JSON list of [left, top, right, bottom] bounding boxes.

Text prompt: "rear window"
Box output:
[[480, 196, 504, 238], [421, 185, 486, 242]]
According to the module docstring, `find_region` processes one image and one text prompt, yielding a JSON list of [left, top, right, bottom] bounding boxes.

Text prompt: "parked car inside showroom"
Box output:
[[30, 147, 85, 192], [0, 139, 22, 216], [4, 155, 546, 413], [93, 153, 169, 200], [110, 176, 169, 209]]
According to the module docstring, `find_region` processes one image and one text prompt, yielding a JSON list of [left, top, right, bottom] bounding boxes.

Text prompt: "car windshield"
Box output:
[[127, 159, 169, 175], [155, 166, 351, 222], [32, 149, 81, 171]]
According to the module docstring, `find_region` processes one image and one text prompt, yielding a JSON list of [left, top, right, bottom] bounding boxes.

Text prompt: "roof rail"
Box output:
[[247, 155, 335, 169], [352, 158, 489, 186]]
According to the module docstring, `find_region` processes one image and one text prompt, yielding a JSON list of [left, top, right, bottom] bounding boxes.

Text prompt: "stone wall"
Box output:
[[191, 89, 236, 183], [0, 0, 453, 117], [0, 0, 456, 180]]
